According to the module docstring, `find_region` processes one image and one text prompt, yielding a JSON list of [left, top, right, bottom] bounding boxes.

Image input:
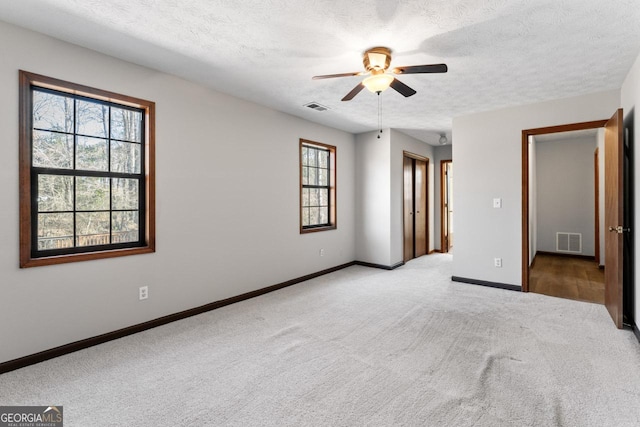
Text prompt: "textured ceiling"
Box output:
[[1, 0, 639, 145]]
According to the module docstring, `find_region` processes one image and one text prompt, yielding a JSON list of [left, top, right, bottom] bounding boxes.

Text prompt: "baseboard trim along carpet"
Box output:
[[634, 323, 640, 344], [536, 250, 596, 261], [354, 261, 405, 270], [0, 261, 357, 375], [451, 276, 521, 292]]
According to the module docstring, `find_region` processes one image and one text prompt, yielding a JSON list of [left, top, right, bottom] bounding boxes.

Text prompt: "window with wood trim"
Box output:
[[19, 71, 155, 267], [300, 139, 336, 233]]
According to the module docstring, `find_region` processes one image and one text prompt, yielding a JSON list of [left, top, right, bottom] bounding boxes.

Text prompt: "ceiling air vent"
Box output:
[[556, 232, 582, 253], [304, 102, 329, 112]]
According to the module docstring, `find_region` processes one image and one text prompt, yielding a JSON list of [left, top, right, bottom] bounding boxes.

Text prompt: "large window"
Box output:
[[19, 71, 155, 267], [300, 139, 336, 233]]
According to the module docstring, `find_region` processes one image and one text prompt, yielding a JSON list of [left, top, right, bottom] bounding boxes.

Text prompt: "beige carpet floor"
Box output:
[[1, 254, 639, 426]]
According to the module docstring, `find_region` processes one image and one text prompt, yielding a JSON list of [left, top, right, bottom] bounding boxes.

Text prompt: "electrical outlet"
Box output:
[[139, 286, 148, 300], [319, 248, 324, 257], [494, 258, 502, 268]]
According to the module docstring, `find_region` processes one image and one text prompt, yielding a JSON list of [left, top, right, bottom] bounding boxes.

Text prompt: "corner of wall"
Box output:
[[354, 131, 392, 265]]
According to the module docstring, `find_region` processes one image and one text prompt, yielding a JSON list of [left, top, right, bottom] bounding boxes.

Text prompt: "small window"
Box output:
[[19, 71, 155, 267], [300, 139, 336, 233]]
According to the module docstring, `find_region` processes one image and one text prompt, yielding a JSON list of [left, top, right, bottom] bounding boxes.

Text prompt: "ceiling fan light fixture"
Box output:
[[439, 134, 448, 145], [312, 46, 447, 101], [363, 74, 394, 93]]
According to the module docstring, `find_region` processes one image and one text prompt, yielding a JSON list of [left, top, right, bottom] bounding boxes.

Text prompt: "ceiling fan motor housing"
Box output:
[[364, 47, 392, 73]]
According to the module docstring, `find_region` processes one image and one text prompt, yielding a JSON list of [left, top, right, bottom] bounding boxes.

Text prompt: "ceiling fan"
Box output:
[[313, 47, 448, 101]]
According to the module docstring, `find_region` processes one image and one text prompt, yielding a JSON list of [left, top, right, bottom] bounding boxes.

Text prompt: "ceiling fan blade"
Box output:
[[313, 71, 363, 80], [390, 78, 417, 97], [392, 64, 448, 74], [341, 83, 365, 101]]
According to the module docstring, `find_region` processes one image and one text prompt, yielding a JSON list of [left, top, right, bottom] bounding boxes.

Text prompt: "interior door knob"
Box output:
[[609, 226, 630, 234]]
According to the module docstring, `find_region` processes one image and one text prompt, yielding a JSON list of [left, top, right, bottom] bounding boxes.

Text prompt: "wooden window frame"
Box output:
[[19, 70, 156, 267], [299, 139, 336, 233]]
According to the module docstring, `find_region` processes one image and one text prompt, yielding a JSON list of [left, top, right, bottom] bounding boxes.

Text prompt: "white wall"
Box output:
[[0, 21, 356, 364], [354, 129, 434, 266], [390, 130, 435, 264], [433, 145, 453, 251], [452, 90, 620, 286], [621, 50, 640, 328], [355, 130, 391, 265], [535, 136, 597, 256]]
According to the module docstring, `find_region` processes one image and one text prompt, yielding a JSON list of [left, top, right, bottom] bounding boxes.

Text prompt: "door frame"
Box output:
[[403, 151, 430, 262], [595, 147, 600, 266], [521, 119, 608, 292], [440, 160, 452, 253]]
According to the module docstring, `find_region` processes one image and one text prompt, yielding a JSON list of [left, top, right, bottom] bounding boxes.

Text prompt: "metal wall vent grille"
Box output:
[[556, 232, 582, 253]]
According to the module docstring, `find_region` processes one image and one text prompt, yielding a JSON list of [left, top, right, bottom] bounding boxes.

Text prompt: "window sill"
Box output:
[[300, 225, 337, 234], [20, 245, 155, 268]]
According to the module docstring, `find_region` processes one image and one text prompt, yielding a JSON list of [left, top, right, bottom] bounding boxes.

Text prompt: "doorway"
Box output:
[[440, 160, 453, 253], [522, 111, 634, 329], [403, 152, 429, 262], [527, 129, 603, 304]]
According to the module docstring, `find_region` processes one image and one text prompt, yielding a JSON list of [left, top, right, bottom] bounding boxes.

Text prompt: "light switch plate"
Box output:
[[493, 198, 502, 208]]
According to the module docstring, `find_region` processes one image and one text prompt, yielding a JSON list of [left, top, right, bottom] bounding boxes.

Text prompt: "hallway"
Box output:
[[529, 253, 604, 304]]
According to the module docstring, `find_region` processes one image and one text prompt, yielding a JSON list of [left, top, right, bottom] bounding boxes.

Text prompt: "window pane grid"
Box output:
[[31, 87, 144, 255]]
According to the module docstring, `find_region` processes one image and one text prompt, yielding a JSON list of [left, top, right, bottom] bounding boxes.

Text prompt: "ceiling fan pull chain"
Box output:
[[377, 92, 382, 139]]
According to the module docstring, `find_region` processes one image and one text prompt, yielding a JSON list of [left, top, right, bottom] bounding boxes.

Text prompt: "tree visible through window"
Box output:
[[20, 71, 155, 267], [300, 139, 336, 233]]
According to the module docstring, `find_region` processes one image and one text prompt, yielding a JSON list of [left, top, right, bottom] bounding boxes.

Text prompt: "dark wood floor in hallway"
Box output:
[[529, 253, 604, 304]]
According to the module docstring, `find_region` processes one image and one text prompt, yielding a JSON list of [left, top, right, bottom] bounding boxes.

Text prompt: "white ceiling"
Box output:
[[1, 0, 639, 145]]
